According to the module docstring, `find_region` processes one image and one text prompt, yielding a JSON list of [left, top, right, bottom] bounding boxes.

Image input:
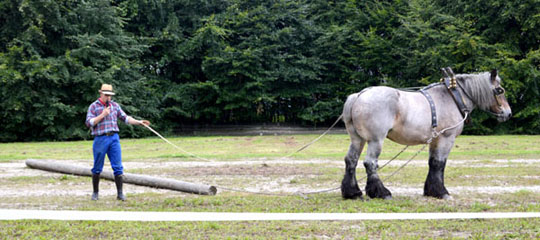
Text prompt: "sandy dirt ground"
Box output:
[[1, 159, 539, 198]]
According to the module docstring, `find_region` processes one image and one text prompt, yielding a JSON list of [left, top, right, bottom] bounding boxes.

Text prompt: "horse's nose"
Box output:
[[508, 112, 512, 118]]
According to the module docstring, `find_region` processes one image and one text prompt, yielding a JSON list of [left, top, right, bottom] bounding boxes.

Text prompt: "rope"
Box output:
[[382, 144, 428, 182], [381, 112, 469, 182], [142, 114, 345, 162], [214, 136, 412, 198], [140, 120, 345, 198], [281, 114, 344, 159], [141, 124, 213, 162], [377, 145, 409, 170], [433, 112, 469, 139], [213, 112, 345, 198]]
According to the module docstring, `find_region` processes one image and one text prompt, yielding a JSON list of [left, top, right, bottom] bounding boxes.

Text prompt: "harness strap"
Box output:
[[443, 77, 470, 122], [420, 89, 438, 128]]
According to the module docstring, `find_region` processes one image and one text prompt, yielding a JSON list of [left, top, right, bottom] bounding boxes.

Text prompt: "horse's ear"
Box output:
[[441, 68, 449, 78], [445, 67, 455, 77], [490, 69, 498, 83]]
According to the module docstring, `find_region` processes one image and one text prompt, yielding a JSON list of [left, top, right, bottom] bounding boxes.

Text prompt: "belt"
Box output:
[[98, 132, 117, 137]]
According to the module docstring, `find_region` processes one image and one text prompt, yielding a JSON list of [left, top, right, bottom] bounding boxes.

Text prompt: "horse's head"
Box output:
[[487, 69, 512, 122]]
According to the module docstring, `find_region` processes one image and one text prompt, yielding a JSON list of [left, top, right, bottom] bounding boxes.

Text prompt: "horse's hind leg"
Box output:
[[341, 133, 366, 199], [364, 139, 392, 199]]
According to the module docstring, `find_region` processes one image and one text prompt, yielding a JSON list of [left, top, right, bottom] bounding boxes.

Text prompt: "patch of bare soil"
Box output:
[[1, 159, 539, 198], [283, 136, 299, 147], [164, 164, 320, 177]]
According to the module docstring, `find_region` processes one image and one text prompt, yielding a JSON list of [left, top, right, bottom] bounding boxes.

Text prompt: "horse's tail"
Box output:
[[342, 93, 359, 125], [342, 87, 371, 125]]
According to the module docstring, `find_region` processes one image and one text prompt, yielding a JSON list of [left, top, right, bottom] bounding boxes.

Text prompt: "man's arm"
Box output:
[[91, 106, 110, 126], [127, 117, 151, 126], [116, 104, 150, 126], [86, 104, 110, 127]]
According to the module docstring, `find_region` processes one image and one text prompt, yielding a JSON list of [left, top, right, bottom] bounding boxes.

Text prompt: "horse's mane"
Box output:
[[456, 72, 496, 111]]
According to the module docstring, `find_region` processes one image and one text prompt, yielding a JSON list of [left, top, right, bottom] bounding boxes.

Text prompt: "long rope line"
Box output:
[[281, 114, 344, 159], [298, 143, 412, 197], [142, 115, 345, 162], [141, 124, 213, 162], [381, 112, 469, 182], [140, 116, 347, 197]]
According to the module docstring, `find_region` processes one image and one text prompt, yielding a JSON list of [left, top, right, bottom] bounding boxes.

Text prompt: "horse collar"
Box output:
[[442, 77, 470, 124]]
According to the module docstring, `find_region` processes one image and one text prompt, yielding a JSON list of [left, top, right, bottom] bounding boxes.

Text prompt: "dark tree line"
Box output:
[[1, 0, 538, 142]]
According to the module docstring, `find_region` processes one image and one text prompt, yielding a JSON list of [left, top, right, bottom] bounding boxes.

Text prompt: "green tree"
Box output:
[[430, 0, 540, 133], [1, 0, 538, 141], [202, 0, 325, 124], [0, 0, 152, 141]]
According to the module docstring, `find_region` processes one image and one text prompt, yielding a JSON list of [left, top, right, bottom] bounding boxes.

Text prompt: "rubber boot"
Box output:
[[91, 173, 100, 201], [115, 174, 126, 201]]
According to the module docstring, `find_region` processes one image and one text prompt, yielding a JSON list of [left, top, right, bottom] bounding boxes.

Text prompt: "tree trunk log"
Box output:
[[25, 159, 217, 195]]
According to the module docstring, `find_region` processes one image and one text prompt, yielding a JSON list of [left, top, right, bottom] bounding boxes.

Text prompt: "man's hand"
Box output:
[[101, 106, 111, 117], [140, 120, 150, 126]]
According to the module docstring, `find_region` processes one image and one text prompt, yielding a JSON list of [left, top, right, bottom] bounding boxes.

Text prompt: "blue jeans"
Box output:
[[92, 133, 123, 176]]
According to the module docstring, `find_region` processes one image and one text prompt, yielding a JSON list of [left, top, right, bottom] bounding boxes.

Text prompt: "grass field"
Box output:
[[0, 134, 539, 239], [1, 134, 539, 162]]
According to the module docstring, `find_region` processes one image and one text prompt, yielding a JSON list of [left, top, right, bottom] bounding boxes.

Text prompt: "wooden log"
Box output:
[[25, 159, 217, 195]]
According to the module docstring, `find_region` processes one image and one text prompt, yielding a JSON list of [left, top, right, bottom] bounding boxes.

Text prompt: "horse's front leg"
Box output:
[[424, 136, 455, 199], [364, 139, 392, 199], [341, 140, 365, 199]]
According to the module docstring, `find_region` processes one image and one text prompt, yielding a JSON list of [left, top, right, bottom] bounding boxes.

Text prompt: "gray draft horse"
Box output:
[[341, 69, 512, 200]]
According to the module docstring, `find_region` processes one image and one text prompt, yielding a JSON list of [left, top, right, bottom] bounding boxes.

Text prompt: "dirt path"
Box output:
[[1, 159, 539, 198]]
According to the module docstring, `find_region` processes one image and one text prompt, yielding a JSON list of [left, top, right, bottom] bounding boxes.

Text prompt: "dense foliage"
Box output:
[[1, 0, 538, 141]]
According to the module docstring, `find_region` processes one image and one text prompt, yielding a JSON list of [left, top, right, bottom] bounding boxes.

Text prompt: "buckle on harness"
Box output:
[[440, 77, 457, 89]]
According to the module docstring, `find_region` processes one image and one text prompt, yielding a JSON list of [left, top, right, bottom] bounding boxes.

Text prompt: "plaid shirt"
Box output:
[[86, 99, 129, 136]]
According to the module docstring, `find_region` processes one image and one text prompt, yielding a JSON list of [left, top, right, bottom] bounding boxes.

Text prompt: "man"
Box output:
[[85, 84, 150, 201]]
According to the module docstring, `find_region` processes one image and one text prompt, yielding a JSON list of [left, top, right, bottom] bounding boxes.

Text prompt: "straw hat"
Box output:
[[99, 84, 115, 96]]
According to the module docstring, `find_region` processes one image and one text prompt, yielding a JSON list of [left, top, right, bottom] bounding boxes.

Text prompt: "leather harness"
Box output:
[[419, 77, 470, 128], [419, 85, 439, 128], [442, 77, 469, 119]]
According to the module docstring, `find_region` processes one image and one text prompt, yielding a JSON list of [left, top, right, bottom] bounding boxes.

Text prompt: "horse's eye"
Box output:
[[493, 87, 505, 95]]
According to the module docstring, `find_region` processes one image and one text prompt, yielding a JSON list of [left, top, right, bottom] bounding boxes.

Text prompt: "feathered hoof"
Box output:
[[341, 183, 363, 200], [365, 175, 392, 199], [423, 182, 449, 199]]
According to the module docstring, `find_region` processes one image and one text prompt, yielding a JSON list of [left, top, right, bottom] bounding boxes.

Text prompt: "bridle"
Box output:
[[455, 73, 507, 117], [419, 67, 508, 128]]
